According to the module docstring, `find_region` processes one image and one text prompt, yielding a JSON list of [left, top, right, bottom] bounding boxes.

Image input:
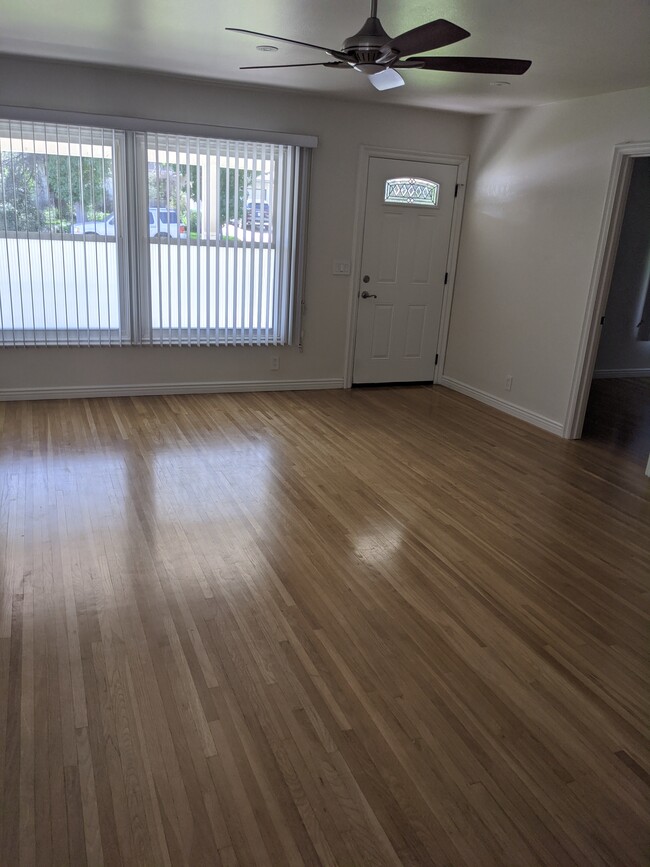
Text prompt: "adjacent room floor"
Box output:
[[1, 386, 648, 866], [582, 376, 650, 465]]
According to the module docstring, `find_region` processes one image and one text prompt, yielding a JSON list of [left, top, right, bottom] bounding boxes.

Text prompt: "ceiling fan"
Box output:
[[226, 0, 531, 91]]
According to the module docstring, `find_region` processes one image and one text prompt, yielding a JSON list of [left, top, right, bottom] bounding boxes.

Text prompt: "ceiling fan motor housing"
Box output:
[[343, 16, 391, 64]]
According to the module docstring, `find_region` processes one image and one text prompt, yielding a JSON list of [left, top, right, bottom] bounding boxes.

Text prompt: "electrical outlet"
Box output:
[[271, 355, 280, 371], [505, 375, 513, 391]]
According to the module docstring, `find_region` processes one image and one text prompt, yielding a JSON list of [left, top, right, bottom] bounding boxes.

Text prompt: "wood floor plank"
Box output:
[[0, 386, 649, 865]]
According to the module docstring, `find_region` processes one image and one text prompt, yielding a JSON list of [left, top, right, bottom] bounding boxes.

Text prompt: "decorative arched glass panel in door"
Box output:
[[384, 177, 439, 207]]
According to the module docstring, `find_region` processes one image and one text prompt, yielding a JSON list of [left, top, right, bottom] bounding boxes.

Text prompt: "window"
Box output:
[[0, 121, 127, 345], [384, 177, 439, 207], [0, 120, 309, 346], [141, 134, 300, 345]]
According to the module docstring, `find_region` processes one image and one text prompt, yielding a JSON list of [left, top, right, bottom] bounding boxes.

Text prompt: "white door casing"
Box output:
[[352, 157, 458, 384], [564, 141, 650, 438]]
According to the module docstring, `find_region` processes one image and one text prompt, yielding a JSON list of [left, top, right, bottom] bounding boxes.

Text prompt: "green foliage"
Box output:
[[1, 145, 264, 236], [148, 162, 198, 223], [219, 168, 247, 228], [0, 148, 113, 232], [0, 152, 47, 231], [148, 162, 249, 231], [47, 155, 113, 224]]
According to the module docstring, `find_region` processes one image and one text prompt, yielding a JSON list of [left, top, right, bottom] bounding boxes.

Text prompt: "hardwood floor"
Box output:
[[582, 377, 650, 464], [0, 386, 648, 866]]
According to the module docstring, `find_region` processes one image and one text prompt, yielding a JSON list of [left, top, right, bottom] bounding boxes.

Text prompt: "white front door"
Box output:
[[352, 157, 458, 384]]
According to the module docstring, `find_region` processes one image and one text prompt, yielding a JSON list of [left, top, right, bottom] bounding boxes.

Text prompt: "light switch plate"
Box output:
[[333, 260, 351, 275]]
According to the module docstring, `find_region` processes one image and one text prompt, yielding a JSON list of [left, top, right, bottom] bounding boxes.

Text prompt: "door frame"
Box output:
[[343, 146, 469, 388], [564, 141, 650, 439]]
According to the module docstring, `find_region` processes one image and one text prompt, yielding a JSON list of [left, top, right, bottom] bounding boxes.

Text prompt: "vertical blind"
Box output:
[[141, 134, 301, 346], [0, 120, 310, 347], [0, 120, 126, 345]]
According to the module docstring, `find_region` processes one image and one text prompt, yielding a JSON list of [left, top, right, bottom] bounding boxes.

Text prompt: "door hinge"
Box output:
[[444, 272, 449, 285], [600, 316, 605, 325], [454, 183, 459, 197], [435, 353, 439, 365]]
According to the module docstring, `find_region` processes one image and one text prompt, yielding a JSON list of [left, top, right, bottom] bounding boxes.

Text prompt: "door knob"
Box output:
[[361, 290, 377, 299]]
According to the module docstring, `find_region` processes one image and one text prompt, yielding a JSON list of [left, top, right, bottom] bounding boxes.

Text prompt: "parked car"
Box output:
[[73, 214, 117, 237], [243, 203, 270, 230], [73, 208, 186, 238]]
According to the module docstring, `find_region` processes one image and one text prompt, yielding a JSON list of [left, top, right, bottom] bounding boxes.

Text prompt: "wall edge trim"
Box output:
[[0, 378, 344, 402], [592, 368, 650, 379], [439, 376, 563, 436]]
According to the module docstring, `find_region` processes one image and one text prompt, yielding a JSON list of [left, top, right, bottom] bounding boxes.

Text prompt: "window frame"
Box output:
[[0, 122, 131, 346], [0, 118, 311, 349], [135, 132, 304, 348]]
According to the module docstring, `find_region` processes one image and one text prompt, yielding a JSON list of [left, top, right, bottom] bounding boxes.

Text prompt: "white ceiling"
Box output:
[[1, 0, 649, 114]]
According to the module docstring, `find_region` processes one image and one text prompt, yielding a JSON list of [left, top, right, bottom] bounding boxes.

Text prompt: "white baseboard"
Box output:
[[0, 378, 344, 402], [439, 376, 563, 436], [592, 368, 650, 379]]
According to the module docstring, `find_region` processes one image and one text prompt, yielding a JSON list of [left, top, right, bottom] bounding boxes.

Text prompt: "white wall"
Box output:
[[594, 157, 650, 376], [443, 86, 650, 431], [0, 55, 474, 397]]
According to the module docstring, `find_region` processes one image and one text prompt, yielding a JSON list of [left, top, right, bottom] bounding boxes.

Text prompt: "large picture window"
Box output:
[[0, 120, 309, 347], [0, 121, 127, 345], [141, 134, 299, 345]]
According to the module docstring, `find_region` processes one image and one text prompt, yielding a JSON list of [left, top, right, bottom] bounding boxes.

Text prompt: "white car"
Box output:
[[73, 208, 186, 238]]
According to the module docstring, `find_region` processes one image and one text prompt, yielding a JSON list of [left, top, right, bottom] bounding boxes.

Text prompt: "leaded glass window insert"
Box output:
[[384, 177, 439, 207]]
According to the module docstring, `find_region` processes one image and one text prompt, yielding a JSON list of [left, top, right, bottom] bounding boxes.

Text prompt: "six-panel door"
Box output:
[[353, 157, 458, 384]]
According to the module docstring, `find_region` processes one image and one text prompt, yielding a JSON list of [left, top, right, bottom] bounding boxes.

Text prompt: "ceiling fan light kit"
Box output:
[[226, 0, 531, 92], [360, 66, 406, 90]]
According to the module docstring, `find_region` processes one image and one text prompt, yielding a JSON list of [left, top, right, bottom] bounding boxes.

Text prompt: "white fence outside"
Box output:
[[1, 237, 120, 331], [0, 237, 276, 338]]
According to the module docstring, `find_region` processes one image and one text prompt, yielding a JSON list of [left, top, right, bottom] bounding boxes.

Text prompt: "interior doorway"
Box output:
[[564, 142, 650, 459], [580, 156, 650, 463]]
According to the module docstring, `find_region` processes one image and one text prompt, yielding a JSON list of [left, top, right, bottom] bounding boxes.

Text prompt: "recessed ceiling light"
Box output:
[[256, 44, 279, 52], [489, 81, 511, 87]]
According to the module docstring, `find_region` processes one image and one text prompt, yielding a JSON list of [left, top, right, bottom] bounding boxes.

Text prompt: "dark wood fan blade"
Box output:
[[380, 20, 470, 60], [407, 56, 532, 74], [225, 27, 349, 61], [393, 59, 430, 68], [240, 62, 348, 70]]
